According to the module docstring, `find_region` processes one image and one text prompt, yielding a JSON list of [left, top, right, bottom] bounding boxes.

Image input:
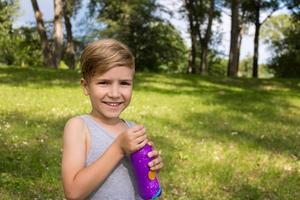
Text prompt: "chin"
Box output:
[[104, 111, 122, 119]]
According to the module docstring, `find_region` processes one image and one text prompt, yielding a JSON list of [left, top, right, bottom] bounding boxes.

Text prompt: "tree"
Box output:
[[30, 0, 54, 67], [62, 0, 81, 69], [224, 0, 254, 77], [225, 0, 280, 77], [262, 14, 300, 77], [184, 0, 197, 73], [183, 0, 219, 75], [31, 0, 72, 68], [89, 0, 187, 71], [239, 54, 253, 77], [53, 0, 63, 68], [9, 27, 44, 67], [237, 2, 252, 71], [227, 0, 240, 77], [285, 0, 300, 19], [195, 0, 216, 75], [0, 0, 18, 65], [246, 0, 280, 78], [261, 14, 291, 46], [0, 0, 44, 67]]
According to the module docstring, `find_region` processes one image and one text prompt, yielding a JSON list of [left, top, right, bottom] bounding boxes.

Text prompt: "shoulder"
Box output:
[[64, 116, 86, 131], [63, 116, 87, 141]]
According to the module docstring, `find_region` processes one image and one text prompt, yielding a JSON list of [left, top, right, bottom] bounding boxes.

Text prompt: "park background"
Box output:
[[0, 0, 300, 199]]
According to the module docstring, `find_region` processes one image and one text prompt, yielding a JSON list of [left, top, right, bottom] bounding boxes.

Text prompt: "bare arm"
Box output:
[[61, 117, 147, 200]]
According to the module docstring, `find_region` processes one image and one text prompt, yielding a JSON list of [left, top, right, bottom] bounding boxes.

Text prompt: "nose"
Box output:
[[108, 83, 120, 98]]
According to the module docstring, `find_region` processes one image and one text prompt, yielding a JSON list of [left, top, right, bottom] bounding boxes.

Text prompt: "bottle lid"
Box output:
[[148, 170, 156, 180]]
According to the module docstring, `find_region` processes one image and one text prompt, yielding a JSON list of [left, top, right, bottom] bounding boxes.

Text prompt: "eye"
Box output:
[[120, 81, 131, 86], [97, 81, 109, 85]]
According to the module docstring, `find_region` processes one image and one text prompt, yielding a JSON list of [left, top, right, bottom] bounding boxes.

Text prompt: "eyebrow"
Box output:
[[95, 78, 133, 81], [119, 79, 133, 81]]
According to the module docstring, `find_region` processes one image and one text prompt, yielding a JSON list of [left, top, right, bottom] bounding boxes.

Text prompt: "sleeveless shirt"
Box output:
[[80, 115, 142, 200]]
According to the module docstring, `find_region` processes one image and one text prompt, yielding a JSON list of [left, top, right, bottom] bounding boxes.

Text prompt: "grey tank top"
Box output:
[[80, 115, 142, 200]]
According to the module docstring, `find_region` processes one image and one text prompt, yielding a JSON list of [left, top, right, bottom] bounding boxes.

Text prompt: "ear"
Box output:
[[81, 78, 89, 96]]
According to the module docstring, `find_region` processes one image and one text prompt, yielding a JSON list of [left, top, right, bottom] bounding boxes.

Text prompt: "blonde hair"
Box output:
[[80, 39, 135, 81]]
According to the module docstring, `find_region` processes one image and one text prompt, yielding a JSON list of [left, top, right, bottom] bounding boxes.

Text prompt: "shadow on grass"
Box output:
[[134, 73, 300, 158], [206, 159, 300, 200], [140, 114, 300, 199], [146, 112, 300, 199], [228, 170, 300, 200], [134, 73, 300, 97], [2, 66, 299, 94], [145, 106, 300, 158], [123, 73, 300, 198], [0, 110, 67, 199], [0, 66, 80, 88]]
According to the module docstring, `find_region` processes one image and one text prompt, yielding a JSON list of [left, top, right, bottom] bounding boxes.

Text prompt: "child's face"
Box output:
[[82, 66, 134, 121]]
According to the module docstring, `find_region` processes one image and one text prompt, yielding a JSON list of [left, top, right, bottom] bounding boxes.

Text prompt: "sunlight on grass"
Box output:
[[0, 66, 300, 199]]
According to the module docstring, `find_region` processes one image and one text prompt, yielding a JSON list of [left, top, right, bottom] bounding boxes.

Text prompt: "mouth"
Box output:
[[102, 101, 124, 108]]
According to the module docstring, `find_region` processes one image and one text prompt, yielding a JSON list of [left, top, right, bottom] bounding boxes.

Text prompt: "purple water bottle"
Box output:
[[130, 144, 162, 200]]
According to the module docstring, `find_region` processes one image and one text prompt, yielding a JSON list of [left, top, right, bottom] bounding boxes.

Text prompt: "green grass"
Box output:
[[0, 65, 300, 199]]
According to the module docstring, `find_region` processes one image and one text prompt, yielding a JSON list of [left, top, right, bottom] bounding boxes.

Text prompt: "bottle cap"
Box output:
[[148, 171, 156, 180]]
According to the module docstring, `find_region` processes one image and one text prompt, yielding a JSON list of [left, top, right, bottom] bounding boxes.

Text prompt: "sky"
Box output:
[[14, 0, 276, 64]]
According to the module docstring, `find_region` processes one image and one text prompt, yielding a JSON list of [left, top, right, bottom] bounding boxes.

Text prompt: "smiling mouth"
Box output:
[[102, 101, 124, 107]]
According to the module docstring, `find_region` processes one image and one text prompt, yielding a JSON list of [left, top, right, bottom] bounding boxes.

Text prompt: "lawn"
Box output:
[[0, 65, 299, 199]]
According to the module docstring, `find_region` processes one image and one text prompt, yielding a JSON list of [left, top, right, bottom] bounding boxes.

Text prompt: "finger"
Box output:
[[149, 158, 162, 168], [147, 140, 154, 147], [148, 157, 162, 167], [147, 150, 159, 158], [132, 127, 146, 137], [135, 134, 147, 144], [130, 125, 145, 132], [137, 138, 148, 150], [150, 162, 163, 171], [126, 125, 144, 136]]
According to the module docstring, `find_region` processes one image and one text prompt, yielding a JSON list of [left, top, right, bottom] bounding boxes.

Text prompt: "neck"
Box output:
[[89, 110, 121, 126]]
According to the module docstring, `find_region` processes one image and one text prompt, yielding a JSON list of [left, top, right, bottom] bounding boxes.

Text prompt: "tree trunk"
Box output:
[[30, 0, 54, 67], [54, 0, 64, 68], [252, 3, 260, 78], [236, 9, 247, 76], [236, 24, 243, 75], [63, 0, 76, 70], [199, 0, 214, 75], [188, 33, 197, 74], [200, 43, 208, 75], [185, 0, 197, 74], [227, 0, 240, 77]]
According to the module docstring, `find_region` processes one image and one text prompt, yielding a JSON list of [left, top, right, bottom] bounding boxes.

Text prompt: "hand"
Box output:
[[116, 125, 148, 155], [147, 141, 163, 172]]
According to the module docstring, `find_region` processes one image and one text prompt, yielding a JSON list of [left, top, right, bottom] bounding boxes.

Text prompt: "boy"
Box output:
[[61, 39, 163, 199]]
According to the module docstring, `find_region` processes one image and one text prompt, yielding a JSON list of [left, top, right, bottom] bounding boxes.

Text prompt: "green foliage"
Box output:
[[1, 65, 300, 199], [0, 26, 43, 67], [261, 14, 292, 45], [134, 21, 188, 72], [239, 55, 253, 77], [240, 0, 280, 23], [208, 55, 227, 76], [239, 55, 274, 78], [0, 1, 43, 67], [269, 51, 300, 78], [64, 0, 82, 16], [0, 0, 16, 32], [262, 14, 300, 77], [89, 0, 187, 72], [0, 0, 18, 65]]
